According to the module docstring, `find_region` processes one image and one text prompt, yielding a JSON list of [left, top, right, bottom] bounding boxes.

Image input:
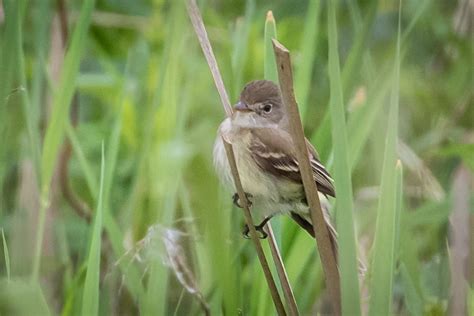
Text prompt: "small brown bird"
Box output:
[[213, 80, 337, 251]]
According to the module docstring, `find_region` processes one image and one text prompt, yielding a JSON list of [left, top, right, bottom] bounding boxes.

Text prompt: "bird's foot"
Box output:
[[232, 192, 253, 208], [242, 224, 267, 239], [242, 216, 272, 239]]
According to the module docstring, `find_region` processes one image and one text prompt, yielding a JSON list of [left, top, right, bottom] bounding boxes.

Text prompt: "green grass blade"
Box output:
[[30, 0, 51, 131], [0, 280, 52, 315], [40, 0, 95, 192], [81, 143, 105, 316], [400, 263, 423, 316], [310, 112, 332, 162], [311, 0, 427, 166], [394, 160, 403, 257], [0, 0, 22, 215], [327, 1, 361, 314], [1, 229, 10, 281], [367, 127, 398, 313], [295, 0, 321, 119], [1, 0, 42, 182], [231, 0, 254, 99], [342, 0, 378, 97], [64, 59, 145, 302], [368, 2, 402, 314], [347, 70, 392, 169], [32, 0, 96, 281], [65, 122, 99, 199], [264, 11, 278, 83], [16, 0, 41, 178], [143, 261, 170, 316], [263, 8, 284, 245]]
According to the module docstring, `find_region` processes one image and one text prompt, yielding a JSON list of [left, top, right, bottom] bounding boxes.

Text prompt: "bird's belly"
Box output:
[[213, 120, 314, 220], [234, 146, 277, 199]]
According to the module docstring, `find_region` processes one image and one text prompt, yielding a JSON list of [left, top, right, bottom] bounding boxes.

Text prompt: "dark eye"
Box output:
[[262, 104, 272, 113]]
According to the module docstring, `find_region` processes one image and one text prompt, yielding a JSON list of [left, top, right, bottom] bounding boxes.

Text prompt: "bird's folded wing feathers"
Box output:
[[249, 128, 336, 197]]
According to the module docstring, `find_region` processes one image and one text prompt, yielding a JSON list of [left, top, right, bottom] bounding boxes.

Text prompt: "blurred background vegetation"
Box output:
[[0, 0, 472, 315]]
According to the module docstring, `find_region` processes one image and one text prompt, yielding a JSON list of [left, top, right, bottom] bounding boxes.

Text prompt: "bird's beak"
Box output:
[[234, 101, 250, 112]]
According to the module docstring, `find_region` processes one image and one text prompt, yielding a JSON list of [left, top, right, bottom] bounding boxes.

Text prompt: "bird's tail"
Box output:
[[289, 205, 366, 274]]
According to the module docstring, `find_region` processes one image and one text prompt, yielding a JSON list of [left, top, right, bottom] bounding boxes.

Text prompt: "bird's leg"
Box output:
[[232, 192, 253, 208], [242, 216, 273, 239]]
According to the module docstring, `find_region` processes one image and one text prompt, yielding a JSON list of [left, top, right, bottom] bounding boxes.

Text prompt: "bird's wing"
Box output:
[[249, 128, 335, 197]]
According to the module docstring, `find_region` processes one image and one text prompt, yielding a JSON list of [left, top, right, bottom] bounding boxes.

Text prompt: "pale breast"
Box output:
[[213, 118, 315, 221], [213, 118, 278, 200]]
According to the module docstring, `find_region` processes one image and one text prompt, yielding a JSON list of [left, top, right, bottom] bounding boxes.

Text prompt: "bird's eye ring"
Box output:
[[262, 104, 272, 113]]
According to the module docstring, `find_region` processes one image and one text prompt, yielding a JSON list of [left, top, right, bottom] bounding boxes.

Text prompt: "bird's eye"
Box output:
[[262, 104, 272, 113]]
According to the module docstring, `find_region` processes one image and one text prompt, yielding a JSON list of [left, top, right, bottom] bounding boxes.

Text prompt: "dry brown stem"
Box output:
[[272, 39, 341, 315], [186, 0, 290, 314]]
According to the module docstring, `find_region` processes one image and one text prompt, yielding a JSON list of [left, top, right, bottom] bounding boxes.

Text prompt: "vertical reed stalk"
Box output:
[[272, 39, 341, 315], [264, 11, 299, 316], [266, 224, 299, 315]]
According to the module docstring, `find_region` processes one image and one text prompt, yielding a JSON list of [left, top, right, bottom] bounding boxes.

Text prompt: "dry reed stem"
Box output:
[[222, 142, 286, 315], [266, 224, 299, 315], [272, 39, 341, 315], [186, 1, 290, 314], [448, 164, 471, 316]]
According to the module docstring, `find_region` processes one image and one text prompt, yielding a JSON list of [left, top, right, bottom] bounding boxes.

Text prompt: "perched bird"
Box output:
[[213, 80, 337, 253]]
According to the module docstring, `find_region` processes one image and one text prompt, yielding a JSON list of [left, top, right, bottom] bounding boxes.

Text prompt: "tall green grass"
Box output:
[[0, 0, 24, 216], [294, 0, 321, 120], [327, 1, 361, 314], [32, 0, 96, 281], [81, 144, 105, 316], [1, 229, 10, 282], [0, 0, 470, 315], [368, 1, 402, 314]]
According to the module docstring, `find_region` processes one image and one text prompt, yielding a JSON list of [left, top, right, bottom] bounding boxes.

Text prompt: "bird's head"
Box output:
[[233, 80, 285, 127]]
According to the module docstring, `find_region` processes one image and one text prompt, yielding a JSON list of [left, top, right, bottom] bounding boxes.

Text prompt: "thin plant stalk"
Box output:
[[266, 225, 299, 316], [223, 142, 286, 316], [186, 0, 286, 314], [264, 10, 299, 316]]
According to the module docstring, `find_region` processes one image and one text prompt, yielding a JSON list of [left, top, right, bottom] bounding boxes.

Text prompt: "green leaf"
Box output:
[[231, 0, 254, 99], [1, 229, 10, 281], [264, 11, 278, 83], [368, 2, 402, 314], [81, 143, 105, 316], [439, 143, 474, 172], [0, 280, 51, 316], [295, 0, 321, 119], [400, 263, 423, 316], [327, 1, 361, 314], [40, 0, 95, 192], [32, 0, 96, 281]]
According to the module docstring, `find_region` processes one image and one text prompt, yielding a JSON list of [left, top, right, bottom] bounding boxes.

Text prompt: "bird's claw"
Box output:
[[242, 224, 268, 239], [232, 192, 253, 208]]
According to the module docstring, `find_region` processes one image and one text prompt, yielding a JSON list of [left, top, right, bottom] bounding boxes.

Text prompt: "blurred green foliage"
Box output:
[[0, 0, 472, 315]]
